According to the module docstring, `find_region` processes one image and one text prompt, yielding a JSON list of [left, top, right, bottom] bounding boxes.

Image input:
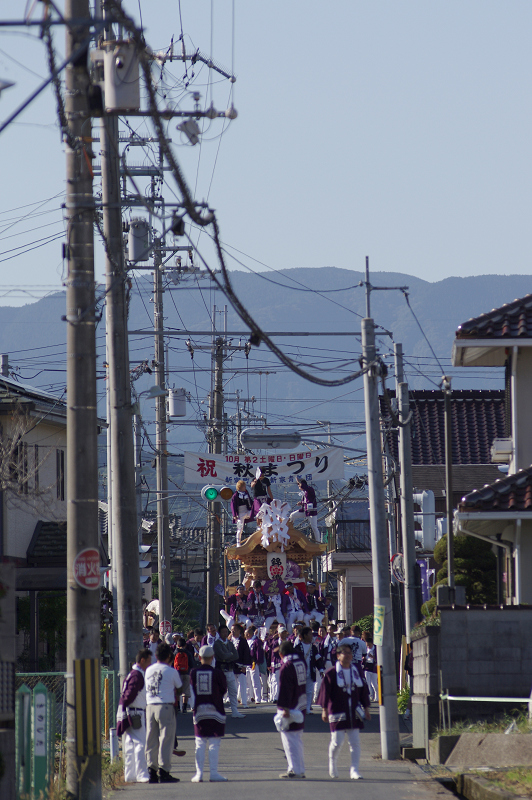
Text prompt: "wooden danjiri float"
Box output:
[[224, 498, 326, 593]]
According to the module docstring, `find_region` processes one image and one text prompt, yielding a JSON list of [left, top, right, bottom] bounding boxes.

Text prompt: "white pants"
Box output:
[[286, 610, 305, 633], [235, 671, 248, 706], [265, 613, 286, 629], [123, 716, 149, 783], [280, 729, 305, 775], [313, 671, 322, 703], [223, 670, 240, 716], [246, 664, 262, 702], [307, 610, 325, 625], [269, 669, 280, 702], [235, 509, 251, 545], [289, 510, 320, 540], [194, 736, 224, 780], [220, 610, 252, 629], [329, 728, 361, 773], [365, 671, 378, 700]]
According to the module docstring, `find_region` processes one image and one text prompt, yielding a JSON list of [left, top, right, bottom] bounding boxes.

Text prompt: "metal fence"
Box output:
[[16, 668, 119, 740]]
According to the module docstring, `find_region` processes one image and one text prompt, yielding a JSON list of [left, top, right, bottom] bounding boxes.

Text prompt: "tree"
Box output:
[[421, 533, 497, 617]]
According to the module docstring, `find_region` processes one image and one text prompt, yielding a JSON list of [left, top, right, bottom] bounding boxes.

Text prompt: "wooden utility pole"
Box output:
[[64, 1, 101, 797], [154, 252, 172, 629], [101, 101, 142, 678]]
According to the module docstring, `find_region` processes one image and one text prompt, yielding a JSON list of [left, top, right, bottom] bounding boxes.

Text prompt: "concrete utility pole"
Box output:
[[100, 76, 142, 677], [64, 1, 101, 797], [154, 252, 172, 628], [206, 336, 224, 622], [394, 343, 418, 641], [362, 317, 400, 760]]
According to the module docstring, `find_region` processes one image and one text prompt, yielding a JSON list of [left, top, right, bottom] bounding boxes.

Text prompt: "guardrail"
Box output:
[[440, 691, 530, 730]]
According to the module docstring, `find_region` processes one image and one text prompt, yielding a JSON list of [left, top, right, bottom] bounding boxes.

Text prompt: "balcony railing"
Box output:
[[327, 521, 371, 552]]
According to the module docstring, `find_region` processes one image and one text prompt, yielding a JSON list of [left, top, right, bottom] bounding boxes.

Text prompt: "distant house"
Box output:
[[0, 375, 106, 669], [0, 376, 68, 571], [452, 294, 532, 604], [323, 500, 373, 623]]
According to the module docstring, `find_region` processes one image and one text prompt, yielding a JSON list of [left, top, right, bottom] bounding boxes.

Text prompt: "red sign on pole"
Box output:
[[73, 548, 101, 590], [159, 619, 172, 636]]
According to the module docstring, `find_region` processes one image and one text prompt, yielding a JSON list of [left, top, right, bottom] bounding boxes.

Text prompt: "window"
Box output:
[[336, 520, 371, 552], [34, 444, 39, 493], [56, 449, 65, 501], [10, 441, 28, 494]]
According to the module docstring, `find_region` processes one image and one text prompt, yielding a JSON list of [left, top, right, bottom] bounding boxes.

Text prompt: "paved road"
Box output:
[[113, 702, 450, 800]]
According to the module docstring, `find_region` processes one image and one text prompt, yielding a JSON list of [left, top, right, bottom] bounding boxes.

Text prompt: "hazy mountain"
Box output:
[[1, 269, 529, 434]]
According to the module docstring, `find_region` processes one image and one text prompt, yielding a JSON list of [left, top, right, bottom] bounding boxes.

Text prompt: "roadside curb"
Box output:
[[456, 772, 527, 800]]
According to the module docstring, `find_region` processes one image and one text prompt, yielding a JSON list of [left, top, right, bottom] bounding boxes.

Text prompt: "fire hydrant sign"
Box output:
[[160, 619, 172, 636], [73, 548, 101, 589]]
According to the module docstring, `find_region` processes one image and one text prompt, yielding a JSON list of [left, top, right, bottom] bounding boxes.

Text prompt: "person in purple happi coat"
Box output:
[[190, 645, 228, 782], [230, 480, 254, 545], [318, 643, 371, 780], [289, 477, 320, 540], [284, 581, 309, 632], [116, 648, 152, 783], [277, 640, 308, 779]]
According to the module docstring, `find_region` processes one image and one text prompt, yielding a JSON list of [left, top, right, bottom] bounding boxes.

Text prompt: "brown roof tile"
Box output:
[[458, 466, 532, 513], [455, 294, 532, 340]]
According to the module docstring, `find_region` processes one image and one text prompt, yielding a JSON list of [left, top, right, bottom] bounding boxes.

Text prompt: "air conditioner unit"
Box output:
[[491, 438, 513, 463]]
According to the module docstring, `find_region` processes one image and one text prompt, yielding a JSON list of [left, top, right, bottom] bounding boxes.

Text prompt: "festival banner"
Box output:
[[184, 446, 344, 485]]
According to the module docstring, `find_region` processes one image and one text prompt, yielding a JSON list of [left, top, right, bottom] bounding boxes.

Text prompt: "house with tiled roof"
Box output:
[[380, 390, 504, 535], [452, 294, 532, 604]]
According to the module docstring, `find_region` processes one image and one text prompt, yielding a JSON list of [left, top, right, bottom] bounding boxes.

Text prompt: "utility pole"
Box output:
[[100, 25, 142, 680], [206, 335, 224, 622], [64, 1, 101, 797], [395, 343, 418, 641], [154, 250, 172, 629], [362, 316, 400, 760]]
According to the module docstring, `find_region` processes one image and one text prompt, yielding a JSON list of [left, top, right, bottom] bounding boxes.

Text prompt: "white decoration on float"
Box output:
[[257, 499, 291, 551]]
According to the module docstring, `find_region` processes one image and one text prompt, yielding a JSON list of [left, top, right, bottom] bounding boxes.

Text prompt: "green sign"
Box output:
[[373, 604, 385, 646]]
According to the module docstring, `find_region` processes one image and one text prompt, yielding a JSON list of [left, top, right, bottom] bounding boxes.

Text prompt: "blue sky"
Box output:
[[1, 1, 531, 306]]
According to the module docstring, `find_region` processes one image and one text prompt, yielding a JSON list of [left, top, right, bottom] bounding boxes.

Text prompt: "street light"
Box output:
[[240, 427, 301, 450]]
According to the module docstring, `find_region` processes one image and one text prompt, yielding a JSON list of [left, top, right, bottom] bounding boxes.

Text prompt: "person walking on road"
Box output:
[[116, 648, 152, 783], [213, 624, 246, 719], [276, 640, 307, 779], [190, 645, 228, 783], [318, 643, 371, 780], [145, 642, 183, 783], [295, 626, 324, 713]]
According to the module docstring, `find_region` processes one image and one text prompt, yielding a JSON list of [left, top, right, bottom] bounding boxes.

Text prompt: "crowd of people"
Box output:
[[117, 602, 378, 783]]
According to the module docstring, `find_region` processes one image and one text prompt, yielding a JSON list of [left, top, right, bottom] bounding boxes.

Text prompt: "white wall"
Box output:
[[2, 417, 66, 559]]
